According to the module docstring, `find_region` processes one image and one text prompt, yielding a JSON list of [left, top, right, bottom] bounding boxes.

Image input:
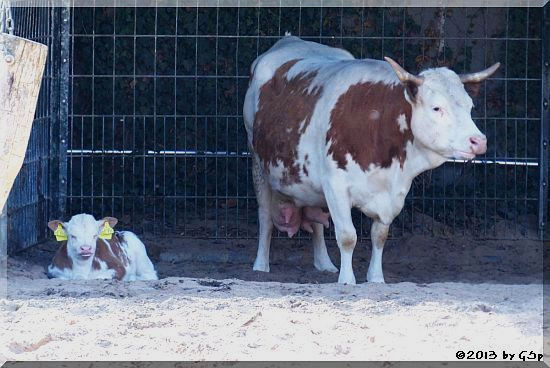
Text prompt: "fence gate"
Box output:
[[3, 2, 68, 254]]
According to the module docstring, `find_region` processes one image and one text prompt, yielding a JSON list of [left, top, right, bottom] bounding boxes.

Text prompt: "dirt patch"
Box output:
[[9, 232, 542, 285], [0, 275, 543, 360], [3, 233, 543, 360]]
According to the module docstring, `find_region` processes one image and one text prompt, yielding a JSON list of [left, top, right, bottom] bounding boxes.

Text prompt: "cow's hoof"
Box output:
[[253, 261, 270, 273], [366, 274, 385, 283], [338, 273, 356, 285], [314, 261, 338, 273]]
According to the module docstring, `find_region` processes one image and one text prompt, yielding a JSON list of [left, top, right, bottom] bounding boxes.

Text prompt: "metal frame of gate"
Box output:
[[540, 3, 549, 240], [2, 2, 69, 254]]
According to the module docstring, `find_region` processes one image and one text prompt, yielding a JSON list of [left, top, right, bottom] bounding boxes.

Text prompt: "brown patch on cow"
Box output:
[[92, 233, 128, 280], [50, 242, 73, 270], [253, 59, 323, 185], [327, 82, 414, 171], [110, 232, 130, 266], [92, 258, 100, 270]]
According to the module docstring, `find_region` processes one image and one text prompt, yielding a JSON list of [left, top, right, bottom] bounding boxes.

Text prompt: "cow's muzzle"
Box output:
[[469, 135, 487, 155]]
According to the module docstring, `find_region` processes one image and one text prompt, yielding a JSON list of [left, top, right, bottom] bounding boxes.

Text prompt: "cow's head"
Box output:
[[48, 214, 118, 260], [385, 57, 499, 160]]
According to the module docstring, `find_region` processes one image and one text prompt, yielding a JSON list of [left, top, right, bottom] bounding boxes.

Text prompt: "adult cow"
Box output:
[[243, 35, 499, 284]]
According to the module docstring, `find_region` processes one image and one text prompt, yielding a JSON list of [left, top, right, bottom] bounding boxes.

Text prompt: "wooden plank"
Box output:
[[0, 33, 48, 211]]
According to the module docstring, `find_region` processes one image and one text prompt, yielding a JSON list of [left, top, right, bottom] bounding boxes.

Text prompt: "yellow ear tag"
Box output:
[[54, 224, 68, 242], [99, 222, 114, 240]]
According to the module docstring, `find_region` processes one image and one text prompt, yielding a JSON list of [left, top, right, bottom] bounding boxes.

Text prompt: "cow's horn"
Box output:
[[384, 57, 424, 86], [459, 62, 500, 83]]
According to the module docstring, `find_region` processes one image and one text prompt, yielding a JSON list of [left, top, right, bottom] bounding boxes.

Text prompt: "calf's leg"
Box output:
[[366, 220, 390, 283], [251, 153, 274, 272], [311, 222, 338, 273], [323, 183, 357, 284]]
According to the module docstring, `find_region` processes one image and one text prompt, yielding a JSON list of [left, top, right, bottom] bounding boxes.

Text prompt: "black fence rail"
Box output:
[[5, 3, 68, 254], [64, 6, 548, 242]]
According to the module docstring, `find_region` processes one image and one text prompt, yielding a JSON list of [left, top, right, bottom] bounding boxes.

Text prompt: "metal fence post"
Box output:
[[58, 2, 69, 218], [49, 3, 69, 222], [540, 3, 550, 240]]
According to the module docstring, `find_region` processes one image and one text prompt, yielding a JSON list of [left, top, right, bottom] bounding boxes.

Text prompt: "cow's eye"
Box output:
[[433, 107, 441, 112], [70, 235, 76, 240]]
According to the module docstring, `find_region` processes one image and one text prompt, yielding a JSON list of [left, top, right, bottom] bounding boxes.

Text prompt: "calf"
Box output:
[[47, 214, 158, 281], [244, 35, 498, 284]]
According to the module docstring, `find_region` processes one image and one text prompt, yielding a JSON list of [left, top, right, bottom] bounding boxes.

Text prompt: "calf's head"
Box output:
[[48, 214, 118, 260], [385, 57, 499, 160]]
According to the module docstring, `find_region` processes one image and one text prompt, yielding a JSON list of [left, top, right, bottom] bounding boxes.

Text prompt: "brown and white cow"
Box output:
[[47, 214, 158, 281], [244, 35, 499, 284]]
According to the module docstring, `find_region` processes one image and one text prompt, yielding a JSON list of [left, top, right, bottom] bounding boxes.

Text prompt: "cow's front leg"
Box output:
[[311, 222, 338, 273], [324, 184, 357, 284], [251, 153, 273, 272], [366, 220, 390, 283]]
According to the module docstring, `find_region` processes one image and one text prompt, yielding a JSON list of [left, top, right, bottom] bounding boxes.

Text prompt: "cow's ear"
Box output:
[[100, 217, 118, 228], [48, 220, 65, 232], [384, 57, 424, 104], [463, 82, 482, 97], [405, 81, 420, 102]]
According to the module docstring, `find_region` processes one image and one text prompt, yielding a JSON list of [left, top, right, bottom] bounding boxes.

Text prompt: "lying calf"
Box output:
[[47, 214, 158, 281]]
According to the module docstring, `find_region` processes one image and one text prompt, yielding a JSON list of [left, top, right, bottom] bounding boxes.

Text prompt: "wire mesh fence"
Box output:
[[5, 3, 67, 254], [64, 6, 547, 242], [3, 5, 548, 254]]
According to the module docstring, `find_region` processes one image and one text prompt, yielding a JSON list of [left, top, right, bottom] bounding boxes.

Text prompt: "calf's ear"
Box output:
[[100, 216, 118, 228], [47, 220, 64, 232]]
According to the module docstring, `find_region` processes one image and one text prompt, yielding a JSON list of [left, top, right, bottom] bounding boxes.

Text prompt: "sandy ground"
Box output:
[[1, 233, 545, 361], [0, 271, 543, 361]]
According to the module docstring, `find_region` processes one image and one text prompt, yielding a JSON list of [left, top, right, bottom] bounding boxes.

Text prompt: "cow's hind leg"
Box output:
[[366, 220, 390, 283], [311, 222, 338, 273], [251, 153, 274, 272], [323, 182, 357, 284]]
